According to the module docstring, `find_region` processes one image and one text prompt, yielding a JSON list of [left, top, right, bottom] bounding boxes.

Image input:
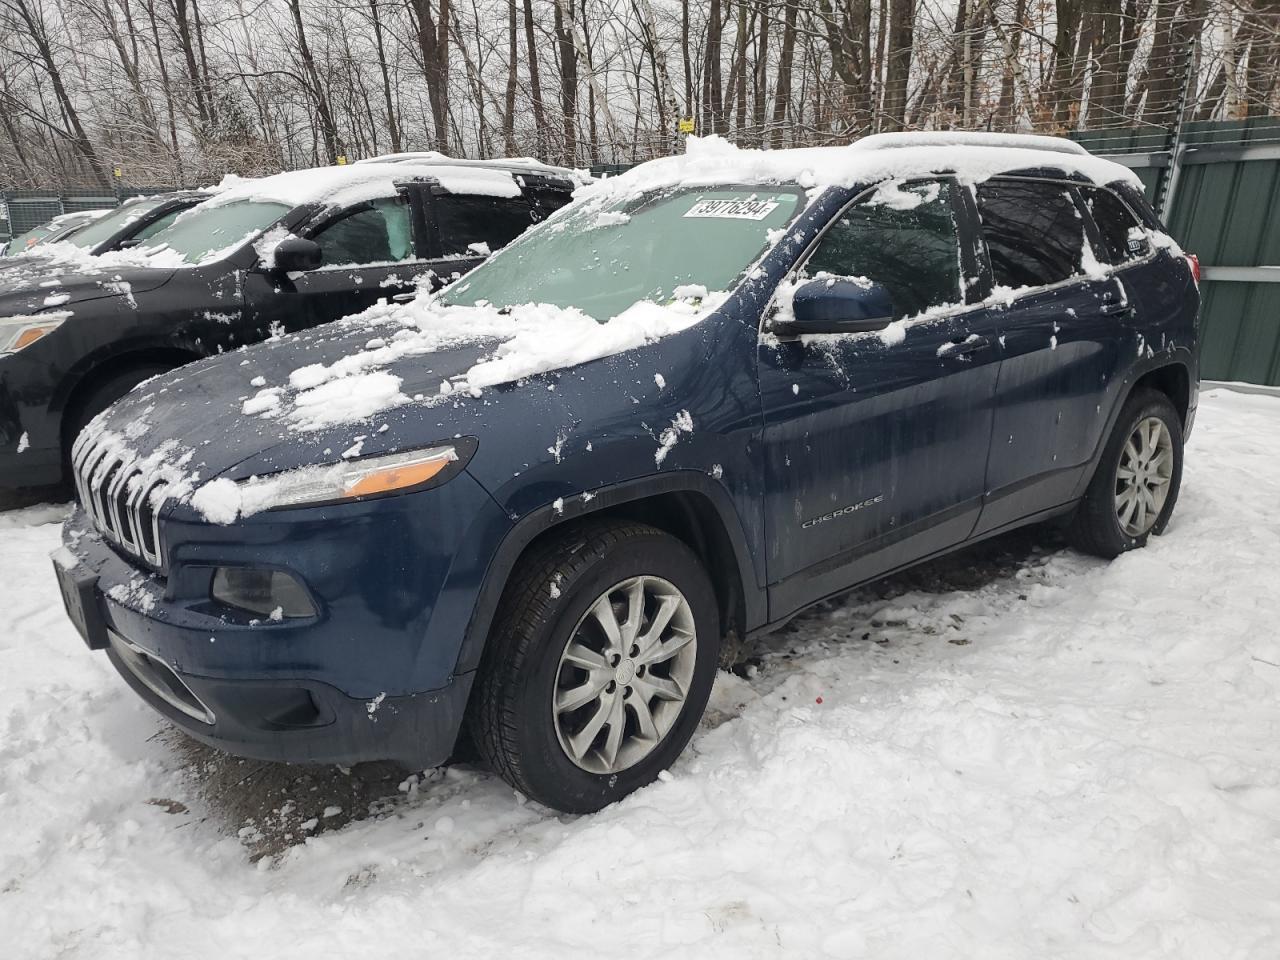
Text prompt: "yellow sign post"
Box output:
[[677, 118, 695, 135]]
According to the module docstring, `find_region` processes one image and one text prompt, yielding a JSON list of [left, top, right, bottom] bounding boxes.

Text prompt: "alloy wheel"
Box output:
[[552, 575, 697, 775], [1115, 415, 1174, 537]]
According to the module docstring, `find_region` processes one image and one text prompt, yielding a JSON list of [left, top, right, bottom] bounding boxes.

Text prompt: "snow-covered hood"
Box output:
[[85, 289, 719, 510], [0, 264, 174, 313]]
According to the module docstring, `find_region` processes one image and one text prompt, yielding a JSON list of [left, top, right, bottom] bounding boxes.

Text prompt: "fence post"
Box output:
[[1156, 36, 1198, 221]]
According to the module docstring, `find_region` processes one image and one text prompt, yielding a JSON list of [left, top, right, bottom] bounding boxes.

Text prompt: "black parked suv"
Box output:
[[56, 133, 1198, 813], [0, 159, 580, 489]]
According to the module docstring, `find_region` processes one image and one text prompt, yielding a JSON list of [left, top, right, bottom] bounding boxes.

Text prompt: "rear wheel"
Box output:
[[469, 520, 720, 813], [1069, 388, 1184, 558]]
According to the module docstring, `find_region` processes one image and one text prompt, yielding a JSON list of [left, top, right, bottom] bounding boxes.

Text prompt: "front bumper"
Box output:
[[55, 478, 504, 767], [101, 625, 474, 767]]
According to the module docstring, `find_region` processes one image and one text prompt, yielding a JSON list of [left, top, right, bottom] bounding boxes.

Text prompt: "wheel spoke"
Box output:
[[563, 642, 608, 671], [1142, 420, 1159, 459], [630, 693, 660, 741], [635, 593, 681, 655], [638, 627, 695, 667], [1133, 495, 1148, 533], [589, 595, 624, 651], [556, 675, 608, 713], [1146, 450, 1169, 472], [1118, 492, 1139, 528], [567, 696, 612, 761], [633, 673, 684, 703], [1117, 464, 1137, 483], [619, 577, 645, 646], [600, 692, 627, 768]]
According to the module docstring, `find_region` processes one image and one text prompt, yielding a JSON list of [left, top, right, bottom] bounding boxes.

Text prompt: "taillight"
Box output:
[[1185, 253, 1201, 286]]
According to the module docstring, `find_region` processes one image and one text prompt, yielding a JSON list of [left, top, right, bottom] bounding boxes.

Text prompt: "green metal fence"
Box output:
[[0, 187, 182, 244], [1076, 118, 1280, 387]]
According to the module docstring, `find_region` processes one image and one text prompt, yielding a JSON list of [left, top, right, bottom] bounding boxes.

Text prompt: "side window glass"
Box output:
[[433, 195, 534, 257], [131, 209, 183, 242], [1081, 186, 1149, 264], [803, 180, 962, 320], [313, 196, 414, 267], [975, 180, 1086, 288]]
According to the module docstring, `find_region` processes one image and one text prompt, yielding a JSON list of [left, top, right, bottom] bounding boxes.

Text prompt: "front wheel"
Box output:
[[1069, 388, 1184, 558], [468, 520, 720, 813]]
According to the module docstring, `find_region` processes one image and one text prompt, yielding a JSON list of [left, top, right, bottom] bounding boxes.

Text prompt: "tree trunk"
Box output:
[[752, 0, 769, 145], [503, 0, 518, 154], [287, 0, 340, 161], [371, 0, 402, 153], [552, 0, 578, 164], [703, 0, 725, 133], [8, 0, 110, 184], [522, 0, 547, 157], [771, 0, 798, 147], [882, 0, 914, 130]]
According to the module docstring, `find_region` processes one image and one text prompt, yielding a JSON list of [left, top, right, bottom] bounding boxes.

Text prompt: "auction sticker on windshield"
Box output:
[[683, 198, 780, 220]]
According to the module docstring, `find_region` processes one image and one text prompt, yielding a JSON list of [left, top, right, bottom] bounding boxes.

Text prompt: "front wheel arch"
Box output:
[[453, 473, 763, 679]]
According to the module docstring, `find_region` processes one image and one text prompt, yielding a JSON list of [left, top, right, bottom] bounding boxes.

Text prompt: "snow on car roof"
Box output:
[[580, 132, 1141, 204], [206, 157, 585, 212]]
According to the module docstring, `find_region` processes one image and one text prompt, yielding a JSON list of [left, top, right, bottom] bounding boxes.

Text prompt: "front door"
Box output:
[[758, 179, 1002, 619], [245, 193, 431, 338]]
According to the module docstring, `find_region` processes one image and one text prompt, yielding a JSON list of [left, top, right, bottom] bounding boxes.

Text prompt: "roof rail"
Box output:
[[851, 131, 1089, 157]]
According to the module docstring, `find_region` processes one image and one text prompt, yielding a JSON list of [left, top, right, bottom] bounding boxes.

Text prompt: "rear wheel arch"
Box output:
[[454, 475, 763, 678], [1130, 362, 1191, 427]]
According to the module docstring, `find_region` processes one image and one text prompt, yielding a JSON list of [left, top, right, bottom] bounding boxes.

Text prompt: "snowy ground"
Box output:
[[2, 387, 1279, 959]]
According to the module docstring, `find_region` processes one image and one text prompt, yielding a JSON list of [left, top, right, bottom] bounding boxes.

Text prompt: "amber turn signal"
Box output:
[[343, 454, 453, 497]]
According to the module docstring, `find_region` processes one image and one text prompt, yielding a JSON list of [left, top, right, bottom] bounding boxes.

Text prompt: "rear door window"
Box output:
[[803, 179, 963, 320], [975, 180, 1087, 289], [1081, 186, 1150, 264], [433, 195, 535, 256]]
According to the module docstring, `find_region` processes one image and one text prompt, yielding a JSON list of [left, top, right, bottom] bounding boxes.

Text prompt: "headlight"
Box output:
[[191, 440, 476, 523], [0, 313, 67, 354]]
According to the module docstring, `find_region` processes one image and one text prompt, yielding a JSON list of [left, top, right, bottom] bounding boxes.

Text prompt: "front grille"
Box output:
[[72, 431, 170, 567]]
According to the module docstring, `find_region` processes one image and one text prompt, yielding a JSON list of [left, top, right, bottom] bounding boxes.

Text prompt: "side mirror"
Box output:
[[270, 237, 322, 272], [773, 277, 895, 336]]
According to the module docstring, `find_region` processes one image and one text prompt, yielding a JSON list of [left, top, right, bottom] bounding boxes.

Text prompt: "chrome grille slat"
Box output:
[[73, 434, 170, 568]]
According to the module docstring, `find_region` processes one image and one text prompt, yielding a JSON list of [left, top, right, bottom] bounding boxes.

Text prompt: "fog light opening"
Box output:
[[211, 567, 317, 619]]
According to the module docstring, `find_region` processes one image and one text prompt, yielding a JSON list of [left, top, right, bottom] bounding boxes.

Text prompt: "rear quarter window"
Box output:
[[1081, 186, 1150, 264]]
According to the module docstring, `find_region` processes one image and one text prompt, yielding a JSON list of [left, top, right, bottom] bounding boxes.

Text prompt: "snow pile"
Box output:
[[2, 389, 1279, 956], [239, 292, 724, 433], [572, 133, 1142, 213]]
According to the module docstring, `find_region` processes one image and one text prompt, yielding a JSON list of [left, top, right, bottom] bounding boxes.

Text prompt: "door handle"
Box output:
[[1100, 299, 1134, 317], [937, 334, 991, 360], [391, 292, 417, 303]]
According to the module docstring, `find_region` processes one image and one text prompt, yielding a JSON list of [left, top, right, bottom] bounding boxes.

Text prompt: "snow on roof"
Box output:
[[207, 156, 586, 212], [580, 133, 1139, 204]]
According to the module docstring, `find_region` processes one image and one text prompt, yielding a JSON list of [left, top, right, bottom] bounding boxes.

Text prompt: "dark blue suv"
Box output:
[[54, 134, 1199, 813]]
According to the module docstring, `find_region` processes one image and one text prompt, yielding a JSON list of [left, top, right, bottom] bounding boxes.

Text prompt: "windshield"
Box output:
[[441, 186, 803, 319], [64, 197, 169, 250], [138, 199, 291, 265]]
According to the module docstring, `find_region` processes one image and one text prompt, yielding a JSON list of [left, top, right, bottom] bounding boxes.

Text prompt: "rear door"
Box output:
[[972, 177, 1137, 534], [418, 190, 552, 290], [758, 179, 1002, 617], [245, 191, 430, 335]]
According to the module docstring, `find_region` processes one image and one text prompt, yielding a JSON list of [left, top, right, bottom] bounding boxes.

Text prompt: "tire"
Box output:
[[63, 364, 172, 467], [469, 519, 720, 813], [1068, 388, 1184, 559]]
